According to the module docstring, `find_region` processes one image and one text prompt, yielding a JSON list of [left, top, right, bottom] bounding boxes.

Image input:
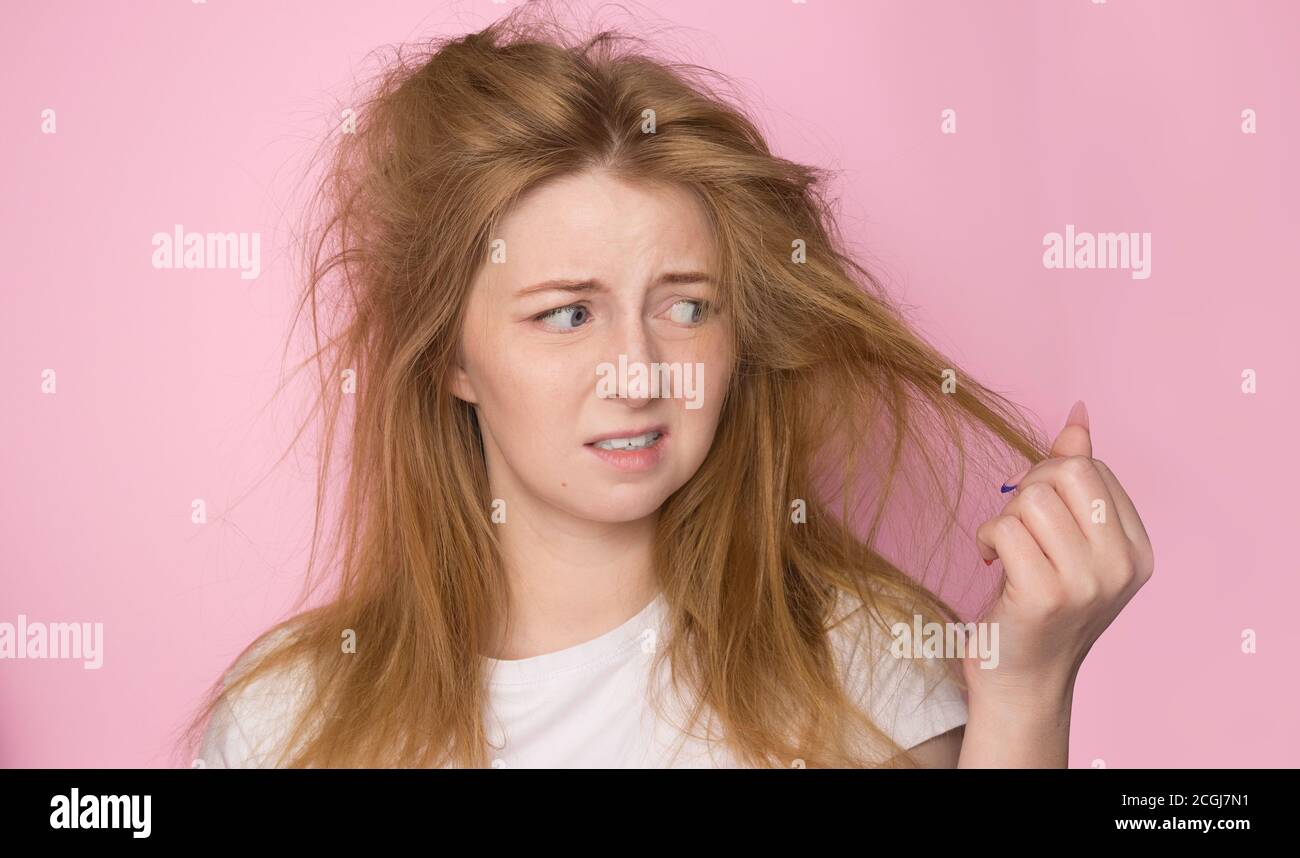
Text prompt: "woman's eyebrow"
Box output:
[[515, 271, 714, 299], [515, 278, 605, 299]]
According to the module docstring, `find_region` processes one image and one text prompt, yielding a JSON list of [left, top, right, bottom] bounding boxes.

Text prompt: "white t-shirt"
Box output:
[[197, 591, 968, 768]]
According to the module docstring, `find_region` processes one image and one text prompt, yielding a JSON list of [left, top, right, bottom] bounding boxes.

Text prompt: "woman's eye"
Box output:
[[535, 303, 590, 331], [667, 299, 709, 326]]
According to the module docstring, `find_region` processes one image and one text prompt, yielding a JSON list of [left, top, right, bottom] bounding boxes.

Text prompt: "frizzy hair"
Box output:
[[182, 0, 1050, 768]]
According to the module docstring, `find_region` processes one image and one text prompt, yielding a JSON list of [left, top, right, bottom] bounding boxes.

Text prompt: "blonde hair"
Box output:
[[182, 0, 1049, 768]]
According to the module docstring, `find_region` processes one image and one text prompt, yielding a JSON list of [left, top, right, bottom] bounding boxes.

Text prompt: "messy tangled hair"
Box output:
[[183, 0, 1049, 768]]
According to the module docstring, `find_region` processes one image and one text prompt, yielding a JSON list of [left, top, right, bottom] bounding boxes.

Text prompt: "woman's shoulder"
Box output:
[[197, 624, 316, 769], [826, 589, 969, 752]]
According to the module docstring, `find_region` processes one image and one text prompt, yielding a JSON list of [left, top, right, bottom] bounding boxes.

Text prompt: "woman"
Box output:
[[186, 3, 1153, 769]]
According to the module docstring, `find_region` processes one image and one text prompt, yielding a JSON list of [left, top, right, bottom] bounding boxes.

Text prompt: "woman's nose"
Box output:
[[599, 315, 660, 403]]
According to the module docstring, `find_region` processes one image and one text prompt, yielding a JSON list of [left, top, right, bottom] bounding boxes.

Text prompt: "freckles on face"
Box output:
[[456, 168, 733, 522]]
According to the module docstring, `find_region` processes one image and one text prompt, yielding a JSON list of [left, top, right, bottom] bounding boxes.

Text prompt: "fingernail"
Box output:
[[983, 558, 994, 566], [999, 466, 1030, 493], [1067, 399, 1089, 430]]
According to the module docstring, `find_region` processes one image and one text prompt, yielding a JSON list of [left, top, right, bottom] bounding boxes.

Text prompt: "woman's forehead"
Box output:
[[496, 170, 714, 259]]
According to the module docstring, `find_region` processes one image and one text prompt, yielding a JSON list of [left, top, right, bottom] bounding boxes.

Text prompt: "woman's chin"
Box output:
[[565, 490, 670, 525]]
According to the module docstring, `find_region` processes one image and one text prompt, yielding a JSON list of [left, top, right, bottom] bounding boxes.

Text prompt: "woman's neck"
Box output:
[[486, 489, 661, 661]]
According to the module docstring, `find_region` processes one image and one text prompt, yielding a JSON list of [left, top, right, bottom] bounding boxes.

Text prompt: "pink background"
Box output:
[[2, 0, 1296, 767]]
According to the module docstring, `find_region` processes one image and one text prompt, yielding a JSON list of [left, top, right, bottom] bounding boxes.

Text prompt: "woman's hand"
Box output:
[[964, 400, 1155, 714]]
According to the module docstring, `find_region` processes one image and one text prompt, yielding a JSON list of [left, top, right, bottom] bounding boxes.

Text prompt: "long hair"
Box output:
[[182, 0, 1049, 768]]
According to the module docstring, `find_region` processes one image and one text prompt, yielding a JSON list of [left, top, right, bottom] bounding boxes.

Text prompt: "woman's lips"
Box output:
[[584, 432, 668, 472]]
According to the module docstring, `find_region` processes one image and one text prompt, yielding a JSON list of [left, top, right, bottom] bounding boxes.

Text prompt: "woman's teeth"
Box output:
[[593, 431, 662, 451]]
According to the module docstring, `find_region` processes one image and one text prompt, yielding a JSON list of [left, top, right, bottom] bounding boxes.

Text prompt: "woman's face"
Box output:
[[451, 168, 733, 523]]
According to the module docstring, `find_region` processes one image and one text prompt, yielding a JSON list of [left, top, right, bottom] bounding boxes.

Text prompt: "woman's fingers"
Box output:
[[996, 481, 1090, 582], [980, 402, 1151, 601], [1088, 459, 1149, 547], [975, 512, 1060, 604], [1049, 400, 1092, 459], [997, 455, 1154, 601], [1012, 456, 1125, 550], [1090, 458, 1155, 586]]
